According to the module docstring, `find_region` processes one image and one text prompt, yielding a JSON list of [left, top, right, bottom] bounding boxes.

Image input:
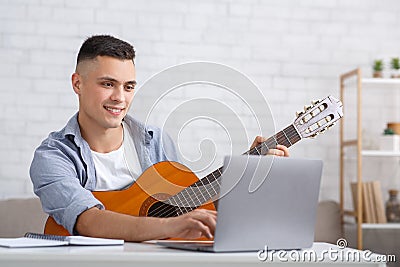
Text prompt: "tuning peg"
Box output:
[[296, 111, 304, 117], [311, 99, 321, 105], [304, 105, 312, 111]]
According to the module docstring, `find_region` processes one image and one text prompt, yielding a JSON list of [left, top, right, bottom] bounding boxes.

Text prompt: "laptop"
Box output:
[[157, 155, 323, 252]]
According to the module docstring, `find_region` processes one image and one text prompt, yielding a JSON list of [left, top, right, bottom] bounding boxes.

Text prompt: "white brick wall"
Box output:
[[0, 0, 400, 206]]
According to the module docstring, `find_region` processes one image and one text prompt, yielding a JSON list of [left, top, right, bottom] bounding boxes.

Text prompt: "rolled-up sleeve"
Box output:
[[30, 140, 103, 235]]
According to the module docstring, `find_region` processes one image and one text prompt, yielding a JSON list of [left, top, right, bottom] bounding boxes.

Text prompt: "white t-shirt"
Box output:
[[92, 122, 142, 191]]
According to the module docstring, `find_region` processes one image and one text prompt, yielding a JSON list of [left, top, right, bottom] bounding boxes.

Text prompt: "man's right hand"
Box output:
[[163, 209, 217, 239]]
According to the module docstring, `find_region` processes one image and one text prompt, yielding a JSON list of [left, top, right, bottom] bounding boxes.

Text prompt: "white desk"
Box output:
[[0, 242, 387, 267]]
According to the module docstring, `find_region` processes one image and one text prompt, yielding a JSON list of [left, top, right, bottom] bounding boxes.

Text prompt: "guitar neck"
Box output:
[[165, 124, 302, 214], [245, 124, 301, 155]]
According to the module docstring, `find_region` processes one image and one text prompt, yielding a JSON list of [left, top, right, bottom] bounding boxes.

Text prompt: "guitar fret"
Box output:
[[174, 191, 187, 210], [285, 125, 301, 145], [188, 186, 202, 207], [182, 188, 197, 208], [169, 197, 183, 216], [275, 131, 289, 147], [199, 176, 212, 196], [200, 179, 213, 201], [248, 147, 258, 155], [208, 172, 219, 196], [180, 190, 191, 208], [271, 135, 278, 146], [181, 184, 204, 208], [195, 179, 209, 207], [214, 169, 222, 191], [192, 183, 205, 205], [260, 142, 269, 155], [282, 129, 292, 146], [203, 172, 214, 185], [193, 185, 206, 206]]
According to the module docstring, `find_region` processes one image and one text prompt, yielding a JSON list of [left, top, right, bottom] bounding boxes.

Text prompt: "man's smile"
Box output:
[[104, 105, 125, 115]]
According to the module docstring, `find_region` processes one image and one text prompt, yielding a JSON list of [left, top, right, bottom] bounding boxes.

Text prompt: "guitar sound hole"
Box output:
[[148, 201, 179, 218]]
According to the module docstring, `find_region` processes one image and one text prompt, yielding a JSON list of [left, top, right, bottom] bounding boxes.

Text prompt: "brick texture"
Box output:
[[0, 0, 400, 203]]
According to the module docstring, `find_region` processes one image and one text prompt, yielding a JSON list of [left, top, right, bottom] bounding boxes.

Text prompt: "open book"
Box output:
[[0, 232, 124, 248]]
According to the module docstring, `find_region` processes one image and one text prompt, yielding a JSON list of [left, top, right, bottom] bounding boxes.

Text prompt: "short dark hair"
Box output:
[[76, 35, 135, 66]]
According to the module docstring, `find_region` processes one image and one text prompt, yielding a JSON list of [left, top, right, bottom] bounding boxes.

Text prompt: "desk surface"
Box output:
[[0, 242, 387, 267]]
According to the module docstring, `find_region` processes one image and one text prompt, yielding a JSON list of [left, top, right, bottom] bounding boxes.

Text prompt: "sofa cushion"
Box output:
[[0, 197, 47, 238], [314, 200, 342, 243]]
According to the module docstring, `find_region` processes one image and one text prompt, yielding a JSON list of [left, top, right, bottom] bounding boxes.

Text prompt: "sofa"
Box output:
[[0, 197, 342, 243], [0, 198, 47, 238]]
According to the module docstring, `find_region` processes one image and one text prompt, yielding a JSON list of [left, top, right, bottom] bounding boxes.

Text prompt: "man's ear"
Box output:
[[72, 73, 81, 95]]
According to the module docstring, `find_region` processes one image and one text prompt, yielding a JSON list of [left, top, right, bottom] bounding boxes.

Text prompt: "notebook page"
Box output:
[[67, 236, 124, 246], [0, 237, 68, 248]]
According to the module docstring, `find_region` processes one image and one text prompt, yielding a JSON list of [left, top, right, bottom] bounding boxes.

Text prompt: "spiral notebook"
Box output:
[[0, 232, 124, 248]]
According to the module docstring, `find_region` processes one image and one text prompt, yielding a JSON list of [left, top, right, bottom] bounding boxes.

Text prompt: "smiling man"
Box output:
[[30, 35, 288, 241]]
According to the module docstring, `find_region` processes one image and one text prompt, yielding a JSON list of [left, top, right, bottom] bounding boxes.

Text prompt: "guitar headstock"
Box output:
[[294, 95, 343, 138]]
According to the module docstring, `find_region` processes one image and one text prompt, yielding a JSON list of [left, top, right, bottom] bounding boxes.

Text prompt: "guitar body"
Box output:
[[44, 161, 216, 236]]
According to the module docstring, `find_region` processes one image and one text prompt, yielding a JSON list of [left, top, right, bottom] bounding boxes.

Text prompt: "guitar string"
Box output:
[[149, 125, 302, 218], [149, 125, 301, 218]]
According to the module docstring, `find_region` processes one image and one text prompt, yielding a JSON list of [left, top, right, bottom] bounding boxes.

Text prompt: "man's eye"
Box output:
[[126, 85, 135, 91], [103, 82, 113, 87]]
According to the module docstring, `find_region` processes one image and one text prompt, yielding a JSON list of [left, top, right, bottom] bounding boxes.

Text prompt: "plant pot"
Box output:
[[380, 135, 400, 151], [373, 71, 383, 78], [391, 69, 400, 78], [387, 122, 400, 135]]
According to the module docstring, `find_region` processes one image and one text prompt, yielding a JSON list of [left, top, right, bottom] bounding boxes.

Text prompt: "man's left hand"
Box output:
[[250, 136, 290, 157]]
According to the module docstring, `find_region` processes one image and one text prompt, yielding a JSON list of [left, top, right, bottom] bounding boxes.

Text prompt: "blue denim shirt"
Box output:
[[30, 112, 178, 234]]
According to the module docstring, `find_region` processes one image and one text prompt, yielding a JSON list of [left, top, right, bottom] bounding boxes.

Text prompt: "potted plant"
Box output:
[[373, 59, 384, 78], [390, 57, 400, 78]]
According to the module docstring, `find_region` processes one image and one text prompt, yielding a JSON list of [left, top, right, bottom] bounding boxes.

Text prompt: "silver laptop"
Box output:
[[157, 155, 323, 252]]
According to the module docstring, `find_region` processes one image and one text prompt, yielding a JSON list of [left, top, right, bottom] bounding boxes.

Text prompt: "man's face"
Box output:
[[73, 56, 136, 131]]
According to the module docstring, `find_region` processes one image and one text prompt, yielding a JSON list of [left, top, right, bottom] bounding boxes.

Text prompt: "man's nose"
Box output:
[[110, 86, 125, 102]]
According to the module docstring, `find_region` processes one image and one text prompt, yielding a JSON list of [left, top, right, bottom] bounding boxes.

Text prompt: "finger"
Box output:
[[276, 144, 290, 157], [256, 136, 267, 143], [191, 210, 217, 236], [192, 210, 217, 227], [254, 136, 263, 144], [196, 209, 217, 215], [251, 136, 267, 149], [267, 149, 284, 156], [189, 219, 213, 239]]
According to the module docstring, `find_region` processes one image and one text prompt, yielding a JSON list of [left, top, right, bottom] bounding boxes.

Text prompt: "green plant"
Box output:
[[391, 57, 400, 70], [373, 59, 384, 72], [384, 128, 395, 135]]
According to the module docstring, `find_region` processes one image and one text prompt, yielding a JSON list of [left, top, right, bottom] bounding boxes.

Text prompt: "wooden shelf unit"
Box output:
[[339, 68, 400, 250]]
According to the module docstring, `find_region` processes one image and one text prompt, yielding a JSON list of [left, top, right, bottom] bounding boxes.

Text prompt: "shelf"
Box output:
[[362, 223, 400, 229], [361, 150, 400, 157], [362, 78, 400, 86], [340, 68, 400, 250]]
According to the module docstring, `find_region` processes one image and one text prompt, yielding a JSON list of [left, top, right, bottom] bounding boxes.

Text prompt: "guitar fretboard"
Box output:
[[164, 124, 301, 215]]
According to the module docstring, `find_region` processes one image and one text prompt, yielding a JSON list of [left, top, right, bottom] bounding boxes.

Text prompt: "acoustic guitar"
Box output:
[[44, 95, 343, 236]]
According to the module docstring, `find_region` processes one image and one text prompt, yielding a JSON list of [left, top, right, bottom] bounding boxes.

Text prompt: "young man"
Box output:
[[30, 35, 289, 241]]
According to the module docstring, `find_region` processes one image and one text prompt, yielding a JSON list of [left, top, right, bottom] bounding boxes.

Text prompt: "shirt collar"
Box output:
[[63, 112, 85, 147], [63, 112, 154, 146]]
